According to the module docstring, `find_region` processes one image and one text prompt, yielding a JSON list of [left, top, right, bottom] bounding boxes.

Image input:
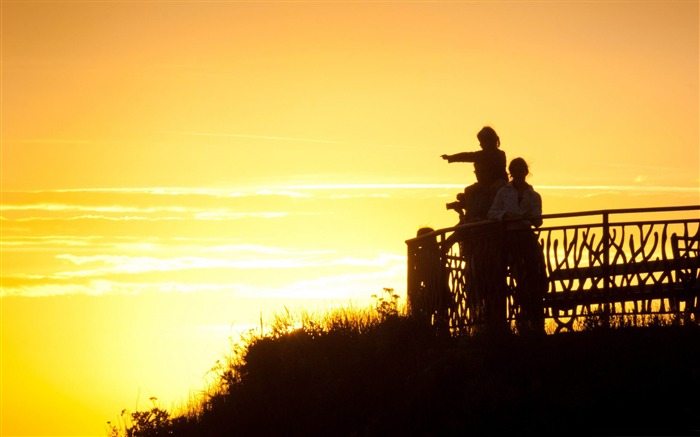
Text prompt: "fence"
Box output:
[[406, 205, 700, 334]]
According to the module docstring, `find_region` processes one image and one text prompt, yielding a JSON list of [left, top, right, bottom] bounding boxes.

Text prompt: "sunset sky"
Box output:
[[2, 1, 699, 436]]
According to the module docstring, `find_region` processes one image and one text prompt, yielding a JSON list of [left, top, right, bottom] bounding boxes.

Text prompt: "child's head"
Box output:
[[477, 126, 500, 149]]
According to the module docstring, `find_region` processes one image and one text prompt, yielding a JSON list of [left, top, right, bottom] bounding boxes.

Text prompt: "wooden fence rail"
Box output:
[[406, 205, 700, 334]]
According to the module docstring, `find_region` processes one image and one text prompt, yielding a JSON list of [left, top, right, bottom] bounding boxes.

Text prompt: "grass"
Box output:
[[108, 289, 700, 437]]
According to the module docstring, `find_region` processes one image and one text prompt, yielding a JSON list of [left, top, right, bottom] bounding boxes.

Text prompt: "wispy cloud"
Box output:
[[7, 213, 287, 222], [166, 131, 407, 150], [539, 185, 699, 193], [52, 254, 253, 277], [237, 263, 407, 300], [0, 279, 245, 298], [329, 193, 391, 199], [0, 203, 290, 221], [168, 131, 344, 145], [0, 236, 104, 247], [7, 183, 696, 198], [0, 203, 189, 213], [0, 250, 407, 298], [4, 139, 94, 145], [48, 251, 404, 279], [1, 187, 313, 198], [192, 211, 288, 220], [0, 237, 331, 254], [286, 183, 463, 190], [538, 185, 700, 200], [0, 281, 119, 298], [8, 215, 186, 222], [591, 161, 697, 174]]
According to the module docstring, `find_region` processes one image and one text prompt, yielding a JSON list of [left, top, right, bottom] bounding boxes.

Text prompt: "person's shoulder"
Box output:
[[482, 148, 503, 159], [527, 185, 542, 199], [498, 183, 516, 194]]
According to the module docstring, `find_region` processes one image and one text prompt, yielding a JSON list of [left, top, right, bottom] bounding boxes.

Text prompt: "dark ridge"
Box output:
[[112, 317, 700, 437]]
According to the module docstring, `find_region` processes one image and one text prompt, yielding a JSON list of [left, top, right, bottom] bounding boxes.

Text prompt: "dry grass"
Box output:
[[109, 290, 700, 437]]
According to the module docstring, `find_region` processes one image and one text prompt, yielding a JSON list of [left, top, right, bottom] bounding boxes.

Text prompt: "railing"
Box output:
[[406, 205, 700, 334]]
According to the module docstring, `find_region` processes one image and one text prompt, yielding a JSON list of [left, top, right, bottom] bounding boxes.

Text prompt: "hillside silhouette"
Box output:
[[110, 295, 700, 437]]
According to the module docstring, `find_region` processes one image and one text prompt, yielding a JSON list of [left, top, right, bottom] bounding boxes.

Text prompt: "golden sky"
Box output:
[[2, 1, 699, 435]]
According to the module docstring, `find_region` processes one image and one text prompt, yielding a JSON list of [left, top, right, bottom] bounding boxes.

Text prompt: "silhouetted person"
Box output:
[[462, 166, 497, 222], [488, 157, 547, 335], [442, 126, 508, 222], [410, 227, 451, 331]]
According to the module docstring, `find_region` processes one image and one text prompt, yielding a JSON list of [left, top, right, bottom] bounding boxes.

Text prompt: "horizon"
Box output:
[[2, 1, 699, 435]]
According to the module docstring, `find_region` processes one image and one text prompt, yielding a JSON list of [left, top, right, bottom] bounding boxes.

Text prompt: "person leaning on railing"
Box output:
[[411, 227, 452, 328], [487, 157, 548, 335]]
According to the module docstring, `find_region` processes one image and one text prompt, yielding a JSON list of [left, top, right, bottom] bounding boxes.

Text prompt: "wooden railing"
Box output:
[[406, 205, 700, 334]]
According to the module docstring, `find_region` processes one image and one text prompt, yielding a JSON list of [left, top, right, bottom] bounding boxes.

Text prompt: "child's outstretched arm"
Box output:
[[441, 151, 479, 163]]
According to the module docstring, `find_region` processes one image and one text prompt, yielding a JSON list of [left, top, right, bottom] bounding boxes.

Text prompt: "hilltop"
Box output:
[[110, 306, 700, 437]]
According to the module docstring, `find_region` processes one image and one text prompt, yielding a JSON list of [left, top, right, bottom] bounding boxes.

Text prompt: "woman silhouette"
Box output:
[[488, 157, 547, 334]]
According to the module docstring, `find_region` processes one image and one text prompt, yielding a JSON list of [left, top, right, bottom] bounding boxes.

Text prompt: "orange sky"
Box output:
[[2, 1, 699, 436]]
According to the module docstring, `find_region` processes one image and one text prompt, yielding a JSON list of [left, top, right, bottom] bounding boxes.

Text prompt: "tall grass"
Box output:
[[108, 288, 408, 437], [108, 289, 700, 436]]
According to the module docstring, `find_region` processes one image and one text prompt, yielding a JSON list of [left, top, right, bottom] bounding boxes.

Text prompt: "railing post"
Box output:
[[406, 240, 415, 316], [603, 211, 610, 293]]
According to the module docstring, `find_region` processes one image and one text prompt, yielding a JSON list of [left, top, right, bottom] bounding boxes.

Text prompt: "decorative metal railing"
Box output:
[[406, 205, 700, 334]]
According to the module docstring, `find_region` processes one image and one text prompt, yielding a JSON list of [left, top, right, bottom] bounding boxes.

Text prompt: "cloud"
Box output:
[[52, 254, 304, 277], [168, 131, 344, 145], [0, 235, 104, 248], [0, 279, 242, 298], [10, 215, 185, 222], [50, 250, 405, 278], [8, 213, 288, 222], [5, 183, 698, 197], [1, 251, 407, 298], [6, 139, 94, 145], [193, 211, 288, 221], [0, 203, 189, 214], [538, 185, 700, 194], [236, 263, 407, 300], [286, 183, 463, 190], [0, 203, 291, 221], [329, 193, 391, 199], [2, 187, 310, 198], [0, 237, 333, 255], [166, 131, 408, 150]]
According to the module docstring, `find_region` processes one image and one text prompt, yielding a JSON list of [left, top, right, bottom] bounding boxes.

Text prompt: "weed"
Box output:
[[371, 287, 402, 320]]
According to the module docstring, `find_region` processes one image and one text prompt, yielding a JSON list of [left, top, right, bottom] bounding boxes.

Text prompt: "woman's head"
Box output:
[[477, 126, 500, 149], [508, 157, 529, 180], [508, 158, 530, 180]]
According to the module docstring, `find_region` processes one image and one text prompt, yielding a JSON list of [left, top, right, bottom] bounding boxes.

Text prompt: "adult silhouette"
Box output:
[[488, 157, 547, 334], [410, 227, 452, 331]]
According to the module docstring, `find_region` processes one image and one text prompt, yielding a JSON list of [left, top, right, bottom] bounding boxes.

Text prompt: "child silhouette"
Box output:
[[441, 126, 508, 222]]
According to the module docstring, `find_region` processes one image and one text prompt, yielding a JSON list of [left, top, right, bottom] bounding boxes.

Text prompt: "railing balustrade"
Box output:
[[406, 205, 700, 334]]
